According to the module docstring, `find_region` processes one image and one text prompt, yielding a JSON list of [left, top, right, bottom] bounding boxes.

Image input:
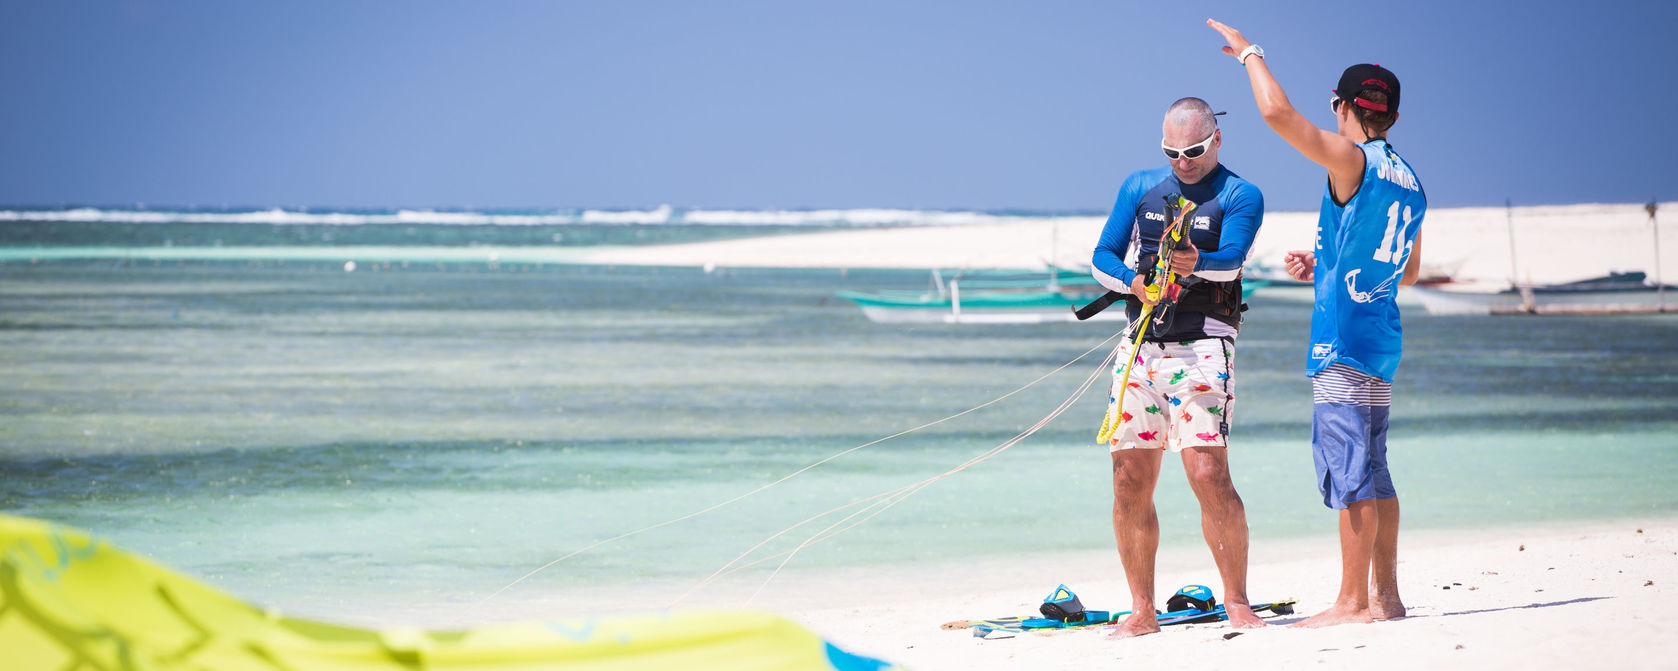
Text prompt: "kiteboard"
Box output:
[[942, 584, 1296, 638]]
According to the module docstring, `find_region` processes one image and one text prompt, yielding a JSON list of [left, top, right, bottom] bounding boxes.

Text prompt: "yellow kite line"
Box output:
[[0, 514, 901, 671]]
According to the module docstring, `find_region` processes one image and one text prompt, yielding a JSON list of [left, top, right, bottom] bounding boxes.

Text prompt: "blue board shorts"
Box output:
[[1310, 363, 1396, 509]]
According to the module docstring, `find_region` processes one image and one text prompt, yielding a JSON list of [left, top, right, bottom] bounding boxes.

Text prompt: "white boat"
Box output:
[[1411, 272, 1676, 315], [836, 268, 1267, 324], [835, 268, 1124, 324]]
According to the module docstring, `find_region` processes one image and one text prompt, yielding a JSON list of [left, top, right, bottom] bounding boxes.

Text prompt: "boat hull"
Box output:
[[1412, 273, 1675, 315], [837, 279, 1266, 324], [851, 301, 1126, 324]]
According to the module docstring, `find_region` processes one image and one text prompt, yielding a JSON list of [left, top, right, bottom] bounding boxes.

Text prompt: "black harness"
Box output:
[[1129, 250, 1247, 330]]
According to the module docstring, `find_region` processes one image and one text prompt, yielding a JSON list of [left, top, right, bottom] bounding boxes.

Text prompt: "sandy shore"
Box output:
[[324, 516, 1676, 671], [583, 202, 1676, 289], [770, 517, 1676, 670]]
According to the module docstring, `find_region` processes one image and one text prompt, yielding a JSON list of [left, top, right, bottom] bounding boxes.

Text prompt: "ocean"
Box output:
[[2, 207, 1676, 625]]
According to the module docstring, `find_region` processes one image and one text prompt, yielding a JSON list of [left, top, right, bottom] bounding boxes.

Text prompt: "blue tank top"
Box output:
[[1308, 140, 1426, 382]]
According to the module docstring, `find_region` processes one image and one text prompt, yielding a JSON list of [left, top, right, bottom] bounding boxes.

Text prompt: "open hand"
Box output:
[[1206, 19, 1252, 62]]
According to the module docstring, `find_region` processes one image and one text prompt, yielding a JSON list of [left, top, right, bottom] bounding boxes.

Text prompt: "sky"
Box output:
[[2, 0, 1674, 213]]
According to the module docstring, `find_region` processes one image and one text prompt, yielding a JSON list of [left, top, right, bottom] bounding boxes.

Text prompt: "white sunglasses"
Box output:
[[1161, 131, 1216, 160]]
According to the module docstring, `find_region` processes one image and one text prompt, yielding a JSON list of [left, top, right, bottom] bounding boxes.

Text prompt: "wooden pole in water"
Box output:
[[1505, 198, 1520, 288], [1649, 200, 1664, 312], [1507, 198, 1535, 312]]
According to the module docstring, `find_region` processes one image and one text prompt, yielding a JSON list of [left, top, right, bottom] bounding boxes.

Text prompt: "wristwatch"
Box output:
[[1238, 44, 1264, 65]]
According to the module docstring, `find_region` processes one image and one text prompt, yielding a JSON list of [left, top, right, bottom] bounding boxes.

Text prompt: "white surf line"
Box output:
[[473, 329, 1124, 609], [663, 337, 1120, 608]]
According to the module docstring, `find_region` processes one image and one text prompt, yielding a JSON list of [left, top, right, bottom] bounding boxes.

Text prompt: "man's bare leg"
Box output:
[[1293, 499, 1377, 628], [1180, 446, 1264, 629], [1370, 496, 1405, 619], [1108, 449, 1164, 639]]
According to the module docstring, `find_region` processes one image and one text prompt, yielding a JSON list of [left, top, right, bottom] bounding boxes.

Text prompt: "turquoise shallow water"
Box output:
[[2, 256, 1676, 618]]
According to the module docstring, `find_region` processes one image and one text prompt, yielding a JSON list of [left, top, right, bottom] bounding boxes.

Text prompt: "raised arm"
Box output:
[[1206, 19, 1366, 202]]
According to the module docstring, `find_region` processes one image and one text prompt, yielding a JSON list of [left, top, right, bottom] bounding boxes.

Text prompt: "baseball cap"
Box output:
[[1333, 64, 1400, 113]]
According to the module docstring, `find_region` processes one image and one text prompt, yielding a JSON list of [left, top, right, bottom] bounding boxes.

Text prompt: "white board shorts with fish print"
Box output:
[[1103, 337, 1235, 453]]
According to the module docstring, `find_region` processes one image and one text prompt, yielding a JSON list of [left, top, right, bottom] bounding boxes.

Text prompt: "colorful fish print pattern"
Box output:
[[1102, 337, 1236, 449]]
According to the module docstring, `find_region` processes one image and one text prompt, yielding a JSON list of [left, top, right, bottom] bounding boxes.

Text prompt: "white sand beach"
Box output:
[[584, 202, 1676, 289], [398, 518, 1674, 671], [770, 518, 1677, 670]]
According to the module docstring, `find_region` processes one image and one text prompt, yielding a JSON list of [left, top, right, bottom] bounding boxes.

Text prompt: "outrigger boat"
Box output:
[[836, 267, 1111, 324], [1410, 271, 1676, 315], [1410, 201, 1674, 315], [837, 267, 1265, 324]]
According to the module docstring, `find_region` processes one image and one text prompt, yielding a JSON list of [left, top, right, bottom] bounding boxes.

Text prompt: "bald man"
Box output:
[[1090, 97, 1266, 638]]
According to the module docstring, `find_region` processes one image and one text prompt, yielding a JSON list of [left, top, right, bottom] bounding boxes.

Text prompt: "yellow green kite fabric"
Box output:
[[0, 514, 901, 671]]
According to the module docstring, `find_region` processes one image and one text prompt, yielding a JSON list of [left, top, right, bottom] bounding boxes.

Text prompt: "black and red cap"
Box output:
[[1333, 64, 1400, 113]]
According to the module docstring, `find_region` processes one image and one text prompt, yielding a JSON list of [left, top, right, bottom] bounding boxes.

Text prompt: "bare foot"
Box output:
[[1224, 603, 1267, 629], [1289, 603, 1373, 629], [1371, 593, 1407, 620], [1105, 612, 1161, 639]]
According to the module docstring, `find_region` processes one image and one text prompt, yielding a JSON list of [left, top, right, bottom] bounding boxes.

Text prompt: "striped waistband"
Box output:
[[1311, 363, 1392, 407]]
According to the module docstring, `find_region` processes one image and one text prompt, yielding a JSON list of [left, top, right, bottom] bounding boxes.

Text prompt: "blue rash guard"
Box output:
[[1091, 163, 1264, 341], [1308, 139, 1427, 381]]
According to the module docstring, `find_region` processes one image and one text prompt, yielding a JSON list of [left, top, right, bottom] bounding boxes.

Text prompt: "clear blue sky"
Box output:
[[2, 0, 1672, 212]]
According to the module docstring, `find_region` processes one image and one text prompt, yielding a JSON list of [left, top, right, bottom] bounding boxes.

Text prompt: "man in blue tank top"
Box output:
[[1210, 19, 1426, 629], [1090, 97, 1267, 638]]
